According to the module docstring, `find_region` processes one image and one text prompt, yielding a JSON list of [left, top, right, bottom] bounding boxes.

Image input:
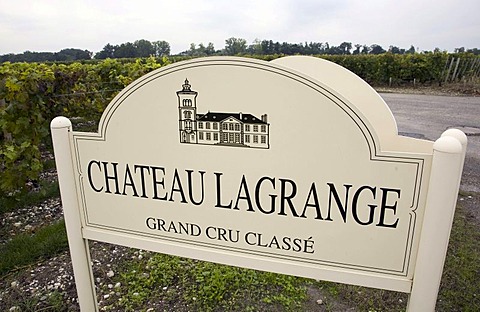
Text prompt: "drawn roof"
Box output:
[[197, 112, 267, 124]]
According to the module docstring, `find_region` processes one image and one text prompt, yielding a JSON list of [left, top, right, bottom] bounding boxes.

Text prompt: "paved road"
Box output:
[[380, 93, 480, 193]]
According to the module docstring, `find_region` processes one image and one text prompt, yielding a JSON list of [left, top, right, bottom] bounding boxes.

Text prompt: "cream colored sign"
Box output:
[[52, 56, 466, 311]]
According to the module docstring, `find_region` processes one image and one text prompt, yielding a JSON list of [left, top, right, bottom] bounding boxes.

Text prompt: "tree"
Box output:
[[369, 44, 386, 54], [55, 48, 92, 61], [339, 42, 352, 54], [389, 46, 405, 54], [224, 37, 247, 55], [205, 42, 216, 55], [361, 45, 370, 54], [134, 39, 155, 57], [406, 45, 416, 54], [153, 40, 170, 56], [113, 42, 136, 58], [353, 44, 362, 55], [466, 48, 480, 55], [95, 44, 116, 59], [248, 39, 263, 54]]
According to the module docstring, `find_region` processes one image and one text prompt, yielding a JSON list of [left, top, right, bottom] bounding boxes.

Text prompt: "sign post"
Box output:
[[51, 56, 466, 311]]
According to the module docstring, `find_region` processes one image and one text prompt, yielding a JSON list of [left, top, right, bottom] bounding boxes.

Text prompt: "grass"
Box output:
[[108, 252, 309, 312], [0, 220, 68, 276], [436, 203, 480, 311], [0, 179, 59, 215]]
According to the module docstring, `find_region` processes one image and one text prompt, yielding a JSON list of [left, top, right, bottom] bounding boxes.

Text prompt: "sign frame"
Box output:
[[51, 56, 467, 311]]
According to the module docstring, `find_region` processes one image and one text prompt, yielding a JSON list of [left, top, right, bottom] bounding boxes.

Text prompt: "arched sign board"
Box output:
[[51, 56, 466, 311]]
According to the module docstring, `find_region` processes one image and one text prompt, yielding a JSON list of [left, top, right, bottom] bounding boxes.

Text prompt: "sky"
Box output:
[[0, 0, 478, 55]]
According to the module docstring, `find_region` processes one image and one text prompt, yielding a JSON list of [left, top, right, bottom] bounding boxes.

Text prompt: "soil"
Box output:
[[0, 87, 478, 311]]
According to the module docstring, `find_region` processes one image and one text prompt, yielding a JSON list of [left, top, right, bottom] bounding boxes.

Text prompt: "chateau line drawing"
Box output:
[[177, 79, 270, 149]]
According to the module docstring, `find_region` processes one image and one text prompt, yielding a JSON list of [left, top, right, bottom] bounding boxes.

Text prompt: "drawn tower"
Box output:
[[177, 79, 198, 143]]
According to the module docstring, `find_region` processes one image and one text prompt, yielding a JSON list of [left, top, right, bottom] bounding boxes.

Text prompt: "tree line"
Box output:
[[1, 38, 479, 63]]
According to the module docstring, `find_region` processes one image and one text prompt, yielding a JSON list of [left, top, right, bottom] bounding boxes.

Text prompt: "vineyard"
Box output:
[[1, 53, 479, 195]]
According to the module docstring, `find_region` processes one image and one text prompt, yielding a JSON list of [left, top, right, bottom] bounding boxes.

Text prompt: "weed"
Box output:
[[115, 253, 308, 311], [0, 220, 68, 276]]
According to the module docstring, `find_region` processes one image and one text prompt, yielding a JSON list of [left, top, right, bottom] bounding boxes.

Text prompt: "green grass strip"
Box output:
[[0, 220, 68, 276], [0, 180, 59, 214]]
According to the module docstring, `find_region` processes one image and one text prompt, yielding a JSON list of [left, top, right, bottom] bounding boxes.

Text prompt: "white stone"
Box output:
[[316, 299, 323, 305], [107, 270, 114, 278]]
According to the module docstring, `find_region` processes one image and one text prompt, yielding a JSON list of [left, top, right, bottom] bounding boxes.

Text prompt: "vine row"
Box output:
[[0, 53, 478, 195]]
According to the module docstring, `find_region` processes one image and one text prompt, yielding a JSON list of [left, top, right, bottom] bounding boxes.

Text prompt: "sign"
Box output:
[[51, 56, 467, 311]]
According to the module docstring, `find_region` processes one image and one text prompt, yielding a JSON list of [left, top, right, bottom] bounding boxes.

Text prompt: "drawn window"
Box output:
[[245, 124, 250, 132], [213, 133, 218, 140], [213, 123, 218, 130], [245, 135, 250, 143], [185, 120, 192, 130], [198, 122, 203, 129], [223, 133, 228, 141], [234, 124, 240, 131], [184, 111, 192, 119], [199, 132, 204, 140], [235, 133, 240, 142], [253, 135, 258, 143], [206, 133, 211, 140], [229, 123, 234, 131], [222, 123, 228, 130], [183, 99, 192, 106], [261, 125, 266, 132], [206, 122, 210, 129], [261, 136, 266, 144], [253, 125, 258, 132]]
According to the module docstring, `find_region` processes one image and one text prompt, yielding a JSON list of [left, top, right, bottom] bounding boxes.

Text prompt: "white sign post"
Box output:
[[51, 56, 466, 311]]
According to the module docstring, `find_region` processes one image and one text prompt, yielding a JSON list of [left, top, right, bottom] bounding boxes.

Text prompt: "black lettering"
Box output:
[[215, 172, 232, 209], [268, 236, 281, 249], [151, 166, 168, 200], [300, 182, 324, 219], [157, 218, 167, 231], [352, 185, 377, 226], [206, 226, 216, 239], [102, 162, 121, 194], [326, 183, 353, 222], [87, 160, 103, 192], [234, 175, 254, 211], [122, 164, 139, 197], [278, 178, 299, 217], [292, 238, 302, 252], [169, 169, 187, 203], [255, 176, 276, 214], [186, 169, 206, 205], [245, 232, 256, 245], [167, 221, 178, 233], [134, 165, 150, 198], [146, 217, 156, 229], [228, 229, 240, 243], [377, 188, 400, 228], [303, 236, 314, 254], [281, 236, 292, 250]]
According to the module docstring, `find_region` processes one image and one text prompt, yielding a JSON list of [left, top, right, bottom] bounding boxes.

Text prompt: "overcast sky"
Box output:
[[0, 0, 478, 55]]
